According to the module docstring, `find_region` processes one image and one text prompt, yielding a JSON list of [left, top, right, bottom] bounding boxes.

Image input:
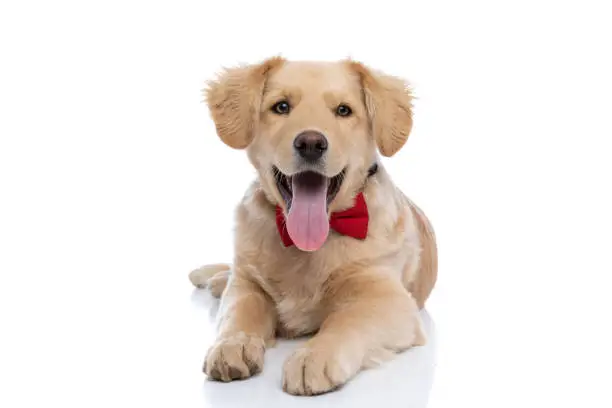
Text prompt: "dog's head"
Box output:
[[205, 57, 413, 251]]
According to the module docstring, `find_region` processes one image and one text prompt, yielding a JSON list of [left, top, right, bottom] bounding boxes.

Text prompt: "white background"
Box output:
[[1, 1, 611, 407]]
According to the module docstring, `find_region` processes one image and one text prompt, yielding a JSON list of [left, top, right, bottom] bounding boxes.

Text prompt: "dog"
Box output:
[[189, 57, 437, 396]]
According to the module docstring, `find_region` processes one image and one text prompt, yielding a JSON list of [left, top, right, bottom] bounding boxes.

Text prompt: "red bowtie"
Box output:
[[275, 192, 369, 247]]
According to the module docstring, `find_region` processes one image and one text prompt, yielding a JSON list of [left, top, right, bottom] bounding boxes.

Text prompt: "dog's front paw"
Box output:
[[282, 343, 359, 396], [203, 332, 265, 382]]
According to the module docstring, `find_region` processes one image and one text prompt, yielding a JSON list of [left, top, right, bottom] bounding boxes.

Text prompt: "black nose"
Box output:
[[293, 131, 328, 161]]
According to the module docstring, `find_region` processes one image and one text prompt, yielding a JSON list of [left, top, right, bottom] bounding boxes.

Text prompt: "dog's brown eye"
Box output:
[[336, 104, 352, 117], [272, 100, 291, 115]]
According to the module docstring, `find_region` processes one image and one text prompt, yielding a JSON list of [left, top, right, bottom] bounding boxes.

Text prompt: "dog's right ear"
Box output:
[[204, 57, 285, 149]]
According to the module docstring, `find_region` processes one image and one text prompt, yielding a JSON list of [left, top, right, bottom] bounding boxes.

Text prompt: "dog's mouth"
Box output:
[[273, 166, 346, 251], [273, 166, 345, 211]]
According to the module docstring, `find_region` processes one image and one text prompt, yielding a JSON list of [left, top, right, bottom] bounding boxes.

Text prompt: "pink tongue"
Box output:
[[286, 174, 329, 251]]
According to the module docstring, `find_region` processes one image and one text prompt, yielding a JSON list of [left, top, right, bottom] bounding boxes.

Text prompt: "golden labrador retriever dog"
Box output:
[[189, 57, 437, 396]]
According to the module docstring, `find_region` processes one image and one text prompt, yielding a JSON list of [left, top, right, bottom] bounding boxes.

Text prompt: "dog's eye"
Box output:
[[336, 104, 352, 117], [271, 100, 291, 115]]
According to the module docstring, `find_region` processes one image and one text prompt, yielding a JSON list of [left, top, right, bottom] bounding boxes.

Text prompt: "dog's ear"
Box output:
[[205, 57, 284, 149], [349, 61, 414, 157]]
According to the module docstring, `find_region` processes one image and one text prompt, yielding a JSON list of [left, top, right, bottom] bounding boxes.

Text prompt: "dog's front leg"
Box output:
[[282, 273, 425, 395], [203, 274, 277, 382]]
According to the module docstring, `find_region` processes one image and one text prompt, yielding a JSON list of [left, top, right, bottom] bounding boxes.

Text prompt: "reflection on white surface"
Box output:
[[190, 289, 436, 408]]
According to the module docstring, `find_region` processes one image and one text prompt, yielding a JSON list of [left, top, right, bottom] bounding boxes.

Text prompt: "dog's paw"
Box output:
[[203, 332, 265, 382], [189, 264, 230, 288], [282, 344, 358, 396]]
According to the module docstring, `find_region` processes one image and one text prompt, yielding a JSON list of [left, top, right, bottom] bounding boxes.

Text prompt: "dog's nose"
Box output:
[[293, 131, 328, 161]]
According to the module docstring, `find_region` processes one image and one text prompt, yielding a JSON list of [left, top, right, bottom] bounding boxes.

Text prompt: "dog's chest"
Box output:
[[274, 292, 324, 337], [258, 253, 332, 337]]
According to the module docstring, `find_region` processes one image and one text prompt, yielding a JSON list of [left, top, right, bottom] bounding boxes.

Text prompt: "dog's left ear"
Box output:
[[205, 57, 285, 149], [348, 61, 414, 157]]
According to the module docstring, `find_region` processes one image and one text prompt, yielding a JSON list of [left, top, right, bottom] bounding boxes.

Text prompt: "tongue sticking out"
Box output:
[[286, 172, 329, 251]]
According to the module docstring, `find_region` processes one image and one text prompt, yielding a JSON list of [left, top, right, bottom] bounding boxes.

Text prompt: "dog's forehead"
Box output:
[[268, 61, 360, 93]]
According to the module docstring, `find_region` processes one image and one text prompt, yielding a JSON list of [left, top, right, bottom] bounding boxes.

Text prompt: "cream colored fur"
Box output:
[[189, 57, 437, 396]]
